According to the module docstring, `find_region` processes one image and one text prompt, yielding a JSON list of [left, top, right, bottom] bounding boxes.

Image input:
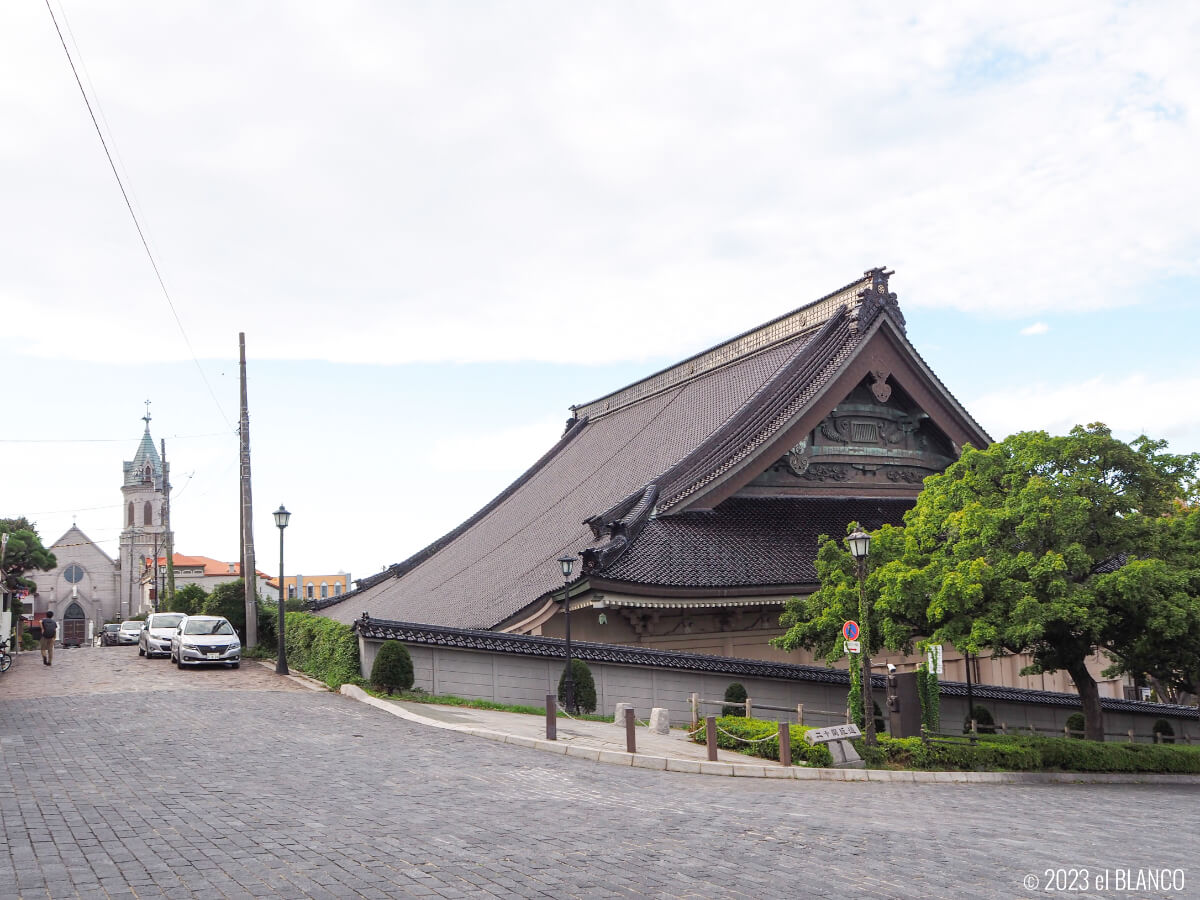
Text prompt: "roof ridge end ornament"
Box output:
[[849, 266, 904, 335]]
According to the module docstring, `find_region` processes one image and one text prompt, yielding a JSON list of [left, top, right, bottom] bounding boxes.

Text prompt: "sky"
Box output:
[[2, 2, 1198, 586]]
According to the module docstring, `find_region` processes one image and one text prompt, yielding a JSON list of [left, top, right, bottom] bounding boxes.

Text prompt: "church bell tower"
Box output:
[[117, 402, 172, 617]]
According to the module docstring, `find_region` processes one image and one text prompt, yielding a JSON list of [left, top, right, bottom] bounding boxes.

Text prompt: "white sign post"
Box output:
[[844, 639, 861, 654], [926, 644, 944, 675]]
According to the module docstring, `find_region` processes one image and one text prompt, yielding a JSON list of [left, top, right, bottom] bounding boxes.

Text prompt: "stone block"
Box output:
[[613, 702, 633, 726], [648, 708, 670, 734]]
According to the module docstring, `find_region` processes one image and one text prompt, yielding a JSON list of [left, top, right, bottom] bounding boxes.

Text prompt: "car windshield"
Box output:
[[182, 619, 235, 636], [150, 615, 183, 629], [121, 622, 140, 630], [104, 624, 119, 632]]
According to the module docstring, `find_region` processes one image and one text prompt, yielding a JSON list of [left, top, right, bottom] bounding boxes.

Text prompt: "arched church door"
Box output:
[[62, 602, 86, 648]]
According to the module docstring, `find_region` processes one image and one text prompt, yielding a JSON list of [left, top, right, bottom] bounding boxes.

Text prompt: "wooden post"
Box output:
[[745, 698, 752, 719], [796, 703, 804, 726], [1000, 722, 1007, 735], [690, 692, 698, 730], [705, 716, 718, 762], [546, 693, 557, 741], [1128, 729, 1135, 743], [778, 722, 791, 767], [625, 706, 636, 754]]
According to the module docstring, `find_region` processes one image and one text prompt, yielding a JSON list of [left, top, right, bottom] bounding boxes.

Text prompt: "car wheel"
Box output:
[[138, 645, 145, 656], [175, 653, 182, 668]]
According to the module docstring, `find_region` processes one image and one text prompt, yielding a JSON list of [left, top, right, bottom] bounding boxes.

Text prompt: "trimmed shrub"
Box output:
[[722, 682, 748, 716], [1065, 712, 1086, 739], [964, 705, 996, 734], [1153, 719, 1175, 744], [557, 659, 597, 714], [370, 641, 414, 695], [691, 715, 833, 767]]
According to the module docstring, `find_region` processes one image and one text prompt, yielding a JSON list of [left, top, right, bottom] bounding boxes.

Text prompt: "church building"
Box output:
[[29, 410, 173, 643], [316, 269, 1132, 698]]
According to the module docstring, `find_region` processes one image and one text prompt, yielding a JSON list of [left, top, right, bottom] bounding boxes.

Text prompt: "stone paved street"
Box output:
[[1, 645, 1196, 899]]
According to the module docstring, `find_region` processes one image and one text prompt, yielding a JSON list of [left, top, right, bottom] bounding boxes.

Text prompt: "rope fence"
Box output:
[[689, 692, 849, 729]]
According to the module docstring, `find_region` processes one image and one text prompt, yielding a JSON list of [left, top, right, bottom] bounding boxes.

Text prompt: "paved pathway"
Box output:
[[1, 645, 1196, 899]]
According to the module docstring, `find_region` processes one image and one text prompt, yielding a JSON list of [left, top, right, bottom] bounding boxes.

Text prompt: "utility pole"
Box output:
[[239, 333, 258, 648], [162, 438, 175, 603]]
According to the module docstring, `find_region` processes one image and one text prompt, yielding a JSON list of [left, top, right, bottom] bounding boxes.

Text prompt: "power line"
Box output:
[[43, 0, 234, 432], [0, 432, 232, 444]]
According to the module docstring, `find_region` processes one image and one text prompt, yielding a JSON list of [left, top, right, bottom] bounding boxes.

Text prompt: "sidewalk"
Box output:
[[337, 685, 1200, 785]]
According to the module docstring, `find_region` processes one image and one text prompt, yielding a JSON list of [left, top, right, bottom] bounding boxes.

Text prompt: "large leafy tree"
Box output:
[[1, 517, 57, 594]]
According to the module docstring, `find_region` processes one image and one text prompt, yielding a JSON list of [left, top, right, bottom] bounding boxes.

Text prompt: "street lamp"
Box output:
[[273, 505, 291, 676], [558, 555, 576, 714], [846, 528, 876, 746]]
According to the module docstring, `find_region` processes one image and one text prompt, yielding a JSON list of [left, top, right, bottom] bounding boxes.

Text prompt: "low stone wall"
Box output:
[[356, 625, 1197, 743]]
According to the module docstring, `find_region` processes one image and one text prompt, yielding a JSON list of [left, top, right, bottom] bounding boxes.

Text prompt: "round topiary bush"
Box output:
[[557, 658, 597, 713], [370, 641, 414, 695], [1153, 719, 1175, 744], [1065, 712, 1086, 738], [963, 705, 996, 734], [723, 682, 748, 716]]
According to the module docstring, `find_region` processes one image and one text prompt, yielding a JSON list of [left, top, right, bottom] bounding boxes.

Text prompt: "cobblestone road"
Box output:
[[1, 646, 1196, 899]]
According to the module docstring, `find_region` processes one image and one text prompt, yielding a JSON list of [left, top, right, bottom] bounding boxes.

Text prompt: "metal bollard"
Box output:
[[778, 722, 791, 767], [625, 706, 636, 754], [546, 693, 557, 741], [705, 715, 718, 762]]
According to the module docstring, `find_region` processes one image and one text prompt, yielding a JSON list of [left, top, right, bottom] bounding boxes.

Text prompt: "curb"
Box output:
[[338, 685, 1200, 785], [252, 659, 332, 693]]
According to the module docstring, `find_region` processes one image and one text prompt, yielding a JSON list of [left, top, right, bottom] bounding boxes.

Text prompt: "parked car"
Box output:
[[117, 621, 144, 645], [170, 615, 241, 669], [138, 612, 185, 658], [98, 623, 121, 646]]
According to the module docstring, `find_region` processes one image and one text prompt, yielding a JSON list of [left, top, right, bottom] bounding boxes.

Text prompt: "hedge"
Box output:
[[281, 612, 361, 690], [691, 715, 833, 767], [693, 718, 1200, 774], [870, 733, 1200, 774]]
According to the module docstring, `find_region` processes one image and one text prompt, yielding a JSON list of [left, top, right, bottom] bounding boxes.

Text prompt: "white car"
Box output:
[[138, 611, 185, 658], [117, 621, 143, 645], [170, 615, 241, 669]]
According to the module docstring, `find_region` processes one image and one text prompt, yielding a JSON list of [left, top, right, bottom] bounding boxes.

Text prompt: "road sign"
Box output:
[[842, 620, 859, 641], [844, 640, 861, 654]]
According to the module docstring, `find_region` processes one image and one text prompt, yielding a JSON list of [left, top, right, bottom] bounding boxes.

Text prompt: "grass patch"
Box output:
[[361, 686, 613, 721]]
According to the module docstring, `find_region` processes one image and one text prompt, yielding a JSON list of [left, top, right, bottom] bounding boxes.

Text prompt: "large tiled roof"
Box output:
[[596, 497, 913, 589], [317, 268, 981, 631]]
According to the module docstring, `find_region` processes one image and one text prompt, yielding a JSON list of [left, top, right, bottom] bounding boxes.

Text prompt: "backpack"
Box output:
[[41, 618, 57, 638]]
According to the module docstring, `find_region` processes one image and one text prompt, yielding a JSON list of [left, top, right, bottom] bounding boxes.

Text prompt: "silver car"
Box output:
[[170, 615, 241, 669], [117, 620, 143, 645], [138, 611, 185, 658]]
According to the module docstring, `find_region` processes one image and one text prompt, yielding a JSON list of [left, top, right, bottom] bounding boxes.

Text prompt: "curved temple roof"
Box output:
[[318, 268, 990, 631]]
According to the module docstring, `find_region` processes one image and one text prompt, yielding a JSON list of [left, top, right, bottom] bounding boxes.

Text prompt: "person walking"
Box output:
[[40, 611, 57, 666]]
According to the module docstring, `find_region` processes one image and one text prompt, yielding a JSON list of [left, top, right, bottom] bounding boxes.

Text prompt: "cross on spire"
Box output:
[[143, 398, 152, 429]]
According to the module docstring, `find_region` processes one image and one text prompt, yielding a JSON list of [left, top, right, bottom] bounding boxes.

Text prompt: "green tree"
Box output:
[[370, 641, 414, 695], [557, 659, 597, 714], [1, 517, 57, 593], [722, 682, 748, 716], [203, 580, 247, 638], [171, 584, 208, 617]]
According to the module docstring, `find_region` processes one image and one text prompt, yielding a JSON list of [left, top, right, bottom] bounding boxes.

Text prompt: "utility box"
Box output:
[[887, 671, 923, 738]]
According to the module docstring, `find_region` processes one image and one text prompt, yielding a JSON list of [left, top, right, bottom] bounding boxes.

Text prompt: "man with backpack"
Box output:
[[40, 611, 57, 666]]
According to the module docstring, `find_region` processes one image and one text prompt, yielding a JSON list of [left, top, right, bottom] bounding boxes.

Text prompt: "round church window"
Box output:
[[64, 563, 85, 584]]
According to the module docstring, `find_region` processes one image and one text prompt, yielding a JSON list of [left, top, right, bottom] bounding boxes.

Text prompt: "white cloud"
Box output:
[[969, 375, 1200, 451], [3, 2, 1198, 366], [1020, 322, 1050, 335]]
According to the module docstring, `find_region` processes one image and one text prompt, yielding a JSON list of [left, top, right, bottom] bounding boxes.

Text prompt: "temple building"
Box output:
[[317, 268, 1132, 698]]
